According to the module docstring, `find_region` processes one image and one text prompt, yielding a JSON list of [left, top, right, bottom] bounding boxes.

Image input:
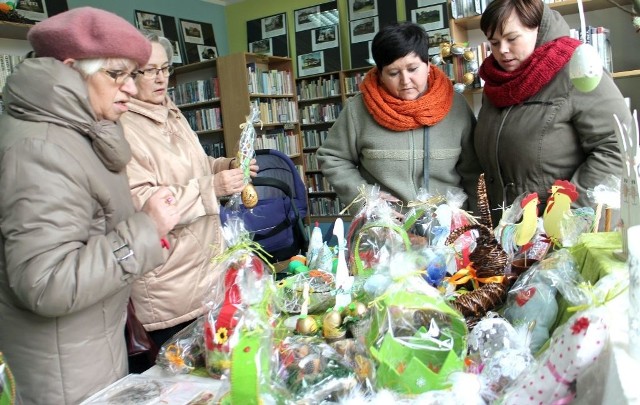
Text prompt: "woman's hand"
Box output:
[[142, 187, 181, 238], [248, 158, 259, 177], [214, 169, 246, 196]]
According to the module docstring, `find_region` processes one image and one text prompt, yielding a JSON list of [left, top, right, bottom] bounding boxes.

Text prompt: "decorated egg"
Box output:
[[322, 310, 344, 339], [466, 60, 479, 74], [463, 72, 475, 85], [296, 315, 319, 335], [241, 183, 258, 208], [343, 301, 368, 319], [440, 45, 451, 58], [463, 49, 476, 61], [431, 54, 443, 66], [451, 43, 465, 55], [569, 43, 603, 92], [453, 82, 467, 93]]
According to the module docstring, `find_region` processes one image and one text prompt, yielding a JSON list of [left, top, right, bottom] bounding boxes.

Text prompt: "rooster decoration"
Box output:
[[494, 192, 540, 257], [542, 180, 579, 245]]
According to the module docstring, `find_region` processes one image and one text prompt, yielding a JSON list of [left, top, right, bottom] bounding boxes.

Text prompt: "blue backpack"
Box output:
[[222, 149, 309, 263]]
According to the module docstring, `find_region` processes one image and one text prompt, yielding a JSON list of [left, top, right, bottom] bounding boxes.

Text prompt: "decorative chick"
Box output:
[[542, 180, 579, 245], [494, 192, 540, 257]]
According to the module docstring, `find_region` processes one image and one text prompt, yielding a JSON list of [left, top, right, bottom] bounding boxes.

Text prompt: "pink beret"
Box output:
[[27, 7, 151, 67]]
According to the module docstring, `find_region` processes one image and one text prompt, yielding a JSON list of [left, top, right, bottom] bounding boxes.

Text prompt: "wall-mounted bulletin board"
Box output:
[[405, 0, 451, 57], [294, 1, 341, 78], [135, 11, 185, 66], [246, 13, 289, 57], [348, 0, 397, 69], [178, 18, 218, 65]]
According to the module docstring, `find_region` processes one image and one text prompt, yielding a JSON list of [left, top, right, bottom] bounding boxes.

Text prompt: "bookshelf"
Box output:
[[0, 21, 31, 40], [448, 0, 640, 111], [340, 66, 370, 99], [216, 52, 302, 163], [170, 59, 226, 158], [296, 71, 347, 221]]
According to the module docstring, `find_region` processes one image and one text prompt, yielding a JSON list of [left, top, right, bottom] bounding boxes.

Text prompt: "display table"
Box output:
[[81, 233, 637, 404]]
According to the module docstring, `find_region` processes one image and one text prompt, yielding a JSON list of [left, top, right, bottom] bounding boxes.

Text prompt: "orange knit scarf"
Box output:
[[360, 65, 454, 131]]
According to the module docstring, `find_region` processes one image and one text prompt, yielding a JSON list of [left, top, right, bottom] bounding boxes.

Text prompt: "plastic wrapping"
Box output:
[[202, 216, 283, 402], [502, 249, 584, 353], [156, 317, 205, 375], [275, 335, 359, 403], [0, 352, 18, 405], [499, 307, 610, 405], [364, 252, 468, 394]]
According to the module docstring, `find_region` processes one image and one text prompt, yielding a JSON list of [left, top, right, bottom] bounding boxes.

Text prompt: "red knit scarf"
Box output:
[[360, 65, 454, 131], [479, 37, 581, 108]]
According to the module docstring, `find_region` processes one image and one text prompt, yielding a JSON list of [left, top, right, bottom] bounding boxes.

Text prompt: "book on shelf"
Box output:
[[302, 129, 329, 149], [253, 128, 300, 156], [569, 26, 613, 73], [200, 140, 226, 158], [0, 54, 25, 94], [297, 74, 341, 100], [308, 196, 350, 216], [169, 77, 220, 106], [183, 107, 222, 132]]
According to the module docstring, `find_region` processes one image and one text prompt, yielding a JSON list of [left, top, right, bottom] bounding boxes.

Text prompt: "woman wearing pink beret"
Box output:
[[0, 7, 181, 404]]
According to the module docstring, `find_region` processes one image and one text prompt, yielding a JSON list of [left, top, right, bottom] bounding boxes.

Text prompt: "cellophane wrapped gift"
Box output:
[[498, 269, 628, 405], [156, 316, 205, 374], [363, 251, 468, 395], [202, 216, 285, 403], [275, 270, 335, 315], [275, 335, 359, 403], [346, 185, 411, 276]]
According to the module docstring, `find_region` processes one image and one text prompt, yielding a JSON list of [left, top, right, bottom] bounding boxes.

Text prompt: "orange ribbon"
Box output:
[[446, 263, 504, 289]]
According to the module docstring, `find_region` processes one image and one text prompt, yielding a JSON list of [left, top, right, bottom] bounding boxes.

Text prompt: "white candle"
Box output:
[[301, 281, 310, 317], [628, 225, 640, 360]]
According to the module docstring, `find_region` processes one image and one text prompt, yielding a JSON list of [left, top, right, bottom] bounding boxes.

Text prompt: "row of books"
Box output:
[[304, 152, 319, 171], [301, 129, 329, 149], [569, 26, 613, 73], [0, 55, 24, 94], [451, 0, 494, 19], [168, 77, 220, 106], [300, 103, 341, 125], [308, 196, 349, 216], [183, 107, 222, 132], [297, 75, 341, 100], [246, 62, 294, 95], [200, 141, 226, 158], [343, 71, 366, 95], [307, 173, 333, 193], [250, 98, 298, 124], [253, 129, 300, 156]]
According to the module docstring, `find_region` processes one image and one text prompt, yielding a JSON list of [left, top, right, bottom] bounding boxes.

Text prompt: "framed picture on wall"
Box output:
[[14, 0, 48, 21], [261, 13, 286, 38], [298, 51, 325, 76], [247, 13, 289, 57], [135, 10, 185, 66], [411, 5, 445, 31], [249, 38, 273, 56], [349, 0, 377, 20], [350, 17, 378, 44], [295, 6, 321, 32], [178, 18, 217, 65], [312, 25, 338, 51]]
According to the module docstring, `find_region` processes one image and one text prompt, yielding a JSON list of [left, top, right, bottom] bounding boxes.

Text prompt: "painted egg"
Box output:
[[296, 315, 318, 335], [466, 60, 479, 74], [322, 310, 344, 338], [451, 43, 465, 55], [440, 45, 451, 58], [241, 184, 258, 208], [343, 301, 368, 318], [463, 72, 475, 85], [569, 43, 603, 93], [453, 82, 467, 93], [431, 54, 443, 66], [463, 49, 476, 61]]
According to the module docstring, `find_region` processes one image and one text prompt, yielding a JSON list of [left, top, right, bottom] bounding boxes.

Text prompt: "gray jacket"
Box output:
[[474, 5, 630, 225], [317, 92, 481, 212], [0, 58, 164, 404]]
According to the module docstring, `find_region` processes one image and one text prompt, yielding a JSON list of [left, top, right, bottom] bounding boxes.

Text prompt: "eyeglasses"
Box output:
[[137, 65, 174, 79], [100, 69, 139, 85]]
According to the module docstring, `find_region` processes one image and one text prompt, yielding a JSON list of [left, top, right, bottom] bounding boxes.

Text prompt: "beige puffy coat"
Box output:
[[0, 58, 165, 404], [121, 97, 229, 331]]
